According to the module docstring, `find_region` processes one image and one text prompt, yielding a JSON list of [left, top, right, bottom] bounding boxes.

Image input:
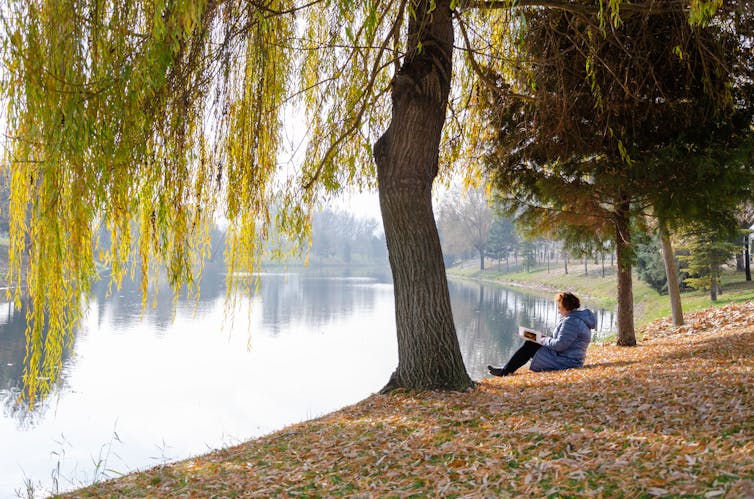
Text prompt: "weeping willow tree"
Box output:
[[2, 0, 471, 405], [1, 0, 744, 405]]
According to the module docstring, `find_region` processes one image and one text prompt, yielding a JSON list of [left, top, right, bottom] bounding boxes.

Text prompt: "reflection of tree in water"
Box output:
[[450, 282, 526, 380], [448, 280, 615, 380], [0, 302, 25, 390], [0, 265, 229, 424], [89, 266, 226, 334], [593, 308, 616, 335], [0, 301, 72, 426], [90, 264, 392, 336], [256, 273, 383, 334], [1, 386, 52, 429]]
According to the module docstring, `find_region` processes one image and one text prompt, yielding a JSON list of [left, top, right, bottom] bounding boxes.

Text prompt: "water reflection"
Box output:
[[448, 279, 615, 380], [88, 268, 227, 335], [0, 300, 75, 429], [0, 302, 25, 391], [253, 272, 392, 333]]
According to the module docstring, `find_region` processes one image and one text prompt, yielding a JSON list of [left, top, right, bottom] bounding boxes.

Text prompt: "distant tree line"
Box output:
[[438, 186, 754, 306], [308, 209, 388, 266], [437, 186, 617, 276]]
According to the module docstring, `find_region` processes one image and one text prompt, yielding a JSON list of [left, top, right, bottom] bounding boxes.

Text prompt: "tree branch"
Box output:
[[301, 1, 406, 191], [455, 14, 535, 102], [460, 0, 688, 15], [251, 0, 328, 17]]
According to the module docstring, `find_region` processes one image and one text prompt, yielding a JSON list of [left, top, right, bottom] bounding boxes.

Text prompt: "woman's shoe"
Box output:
[[487, 365, 510, 377]]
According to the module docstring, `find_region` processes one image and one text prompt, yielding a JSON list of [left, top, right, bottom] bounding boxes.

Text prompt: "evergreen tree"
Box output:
[[635, 232, 669, 294], [677, 225, 739, 301], [482, 5, 754, 345], [520, 239, 537, 272], [486, 216, 517, 271]]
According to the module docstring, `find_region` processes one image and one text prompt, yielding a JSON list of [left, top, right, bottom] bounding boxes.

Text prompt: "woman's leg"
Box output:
[[488, 341, 542, 376]]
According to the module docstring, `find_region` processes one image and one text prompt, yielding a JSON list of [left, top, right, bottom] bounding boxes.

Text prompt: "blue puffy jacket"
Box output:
[[530, 309, 596, 372]]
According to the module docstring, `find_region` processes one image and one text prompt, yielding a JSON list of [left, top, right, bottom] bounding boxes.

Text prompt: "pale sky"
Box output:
[[332, 189, 381, 220]]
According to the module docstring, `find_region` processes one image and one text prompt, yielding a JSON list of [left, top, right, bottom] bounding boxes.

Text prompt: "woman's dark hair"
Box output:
[[556, 292, 580, 312]]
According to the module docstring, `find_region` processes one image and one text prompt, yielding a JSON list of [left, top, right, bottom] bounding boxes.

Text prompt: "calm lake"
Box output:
[[0, 271, 615, 497]]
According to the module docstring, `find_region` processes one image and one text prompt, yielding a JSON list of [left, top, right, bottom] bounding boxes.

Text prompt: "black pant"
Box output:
[[501, 340, 542, 374]]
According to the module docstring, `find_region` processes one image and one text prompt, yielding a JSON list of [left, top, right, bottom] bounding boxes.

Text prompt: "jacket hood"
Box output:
[[570, 309, 597, 329]]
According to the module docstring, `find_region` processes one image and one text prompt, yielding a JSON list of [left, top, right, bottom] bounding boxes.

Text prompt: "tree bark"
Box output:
[[711, 259, 721, 301], [745, 234, 751, 281], [374, 0, 472, 392], [659, 226, 684, 326], [614, 199, 636, 346], [563, 253, 568, 275], [736, 252, 745, 271]]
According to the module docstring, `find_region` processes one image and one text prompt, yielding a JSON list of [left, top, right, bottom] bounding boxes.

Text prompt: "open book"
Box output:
[[518, 326, 547, 344]]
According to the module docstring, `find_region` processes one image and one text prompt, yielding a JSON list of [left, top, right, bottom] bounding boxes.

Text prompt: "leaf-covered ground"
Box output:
[[68, 303, 754, 498]]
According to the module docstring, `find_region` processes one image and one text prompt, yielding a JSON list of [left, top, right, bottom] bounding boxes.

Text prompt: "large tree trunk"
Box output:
[[660, 226, 684, 326], [374, 0, 472, 393], [614, 199, 636, 346]]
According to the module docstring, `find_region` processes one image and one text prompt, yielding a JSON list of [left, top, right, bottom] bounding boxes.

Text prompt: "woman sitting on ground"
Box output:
[[488, 292, 596, 377]]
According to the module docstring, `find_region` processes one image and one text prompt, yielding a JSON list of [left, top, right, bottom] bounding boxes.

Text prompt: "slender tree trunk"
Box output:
[[374, 0, 472, 392], [745, 234, 751, 281], [564, 253, 568, 275], [736, 252, 745, 271], [659, 226, 684, 326], [712, 259, 722, 300], [479, 248, 485, 270], [614, 199, 636, 346]]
